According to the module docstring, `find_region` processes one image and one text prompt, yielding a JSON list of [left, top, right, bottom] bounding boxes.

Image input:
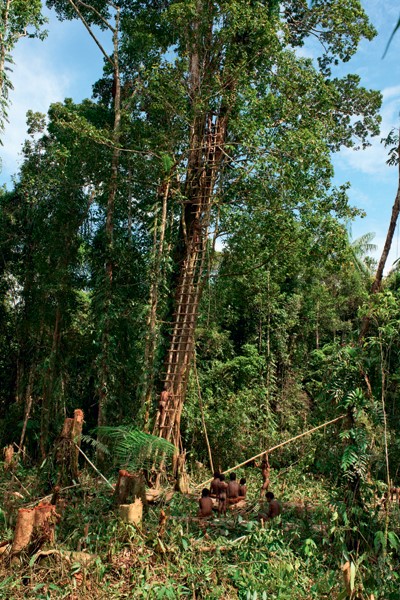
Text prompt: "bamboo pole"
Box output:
[[74, 443, 114, 490], [196, 414, 346, 488]]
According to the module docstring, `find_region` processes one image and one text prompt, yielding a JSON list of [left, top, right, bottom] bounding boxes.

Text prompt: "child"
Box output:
[[239, 477, 247, 499], [198, 488, 213, 518], [264, 491, 281, 520], [217, 474, 228, 516]]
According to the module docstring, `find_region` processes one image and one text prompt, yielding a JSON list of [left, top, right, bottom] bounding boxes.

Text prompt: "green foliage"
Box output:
[[96, 426, 176, 471], [0, 0, 46, 138]]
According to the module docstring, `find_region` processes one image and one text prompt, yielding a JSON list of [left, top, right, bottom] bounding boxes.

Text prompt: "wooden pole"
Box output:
[[74, 443, 114, 490], [196, 414, 347, 488]]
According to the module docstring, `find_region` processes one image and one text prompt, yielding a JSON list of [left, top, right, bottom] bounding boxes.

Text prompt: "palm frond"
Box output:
[[96, 426, 175, 472]]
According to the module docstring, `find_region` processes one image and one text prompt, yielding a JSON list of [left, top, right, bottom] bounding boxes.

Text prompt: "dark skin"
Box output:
[[210, 475, 220, 497], [267, 498, 281, 519], [239, 482, 247, 498], [258, 493, 281, 521], [198, 496, 214, 518], [157, 390, 170, 429], [218, 479, 228, 516], [227, 479, 240, 502]]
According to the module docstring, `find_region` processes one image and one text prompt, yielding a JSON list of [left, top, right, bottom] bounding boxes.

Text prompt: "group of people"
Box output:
[[198, 472, 247, 518], [197, 454, 281, 521]]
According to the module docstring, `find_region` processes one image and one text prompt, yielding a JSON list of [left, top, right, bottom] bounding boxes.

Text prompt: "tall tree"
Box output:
[[128, 0, 381, 457]]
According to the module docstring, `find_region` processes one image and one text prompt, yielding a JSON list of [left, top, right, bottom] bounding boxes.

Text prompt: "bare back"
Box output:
[[227, 481, 240, 499], [198, 497, 213, 518]]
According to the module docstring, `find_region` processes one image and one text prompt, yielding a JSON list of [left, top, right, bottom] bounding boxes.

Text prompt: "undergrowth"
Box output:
[[0, 464, 399, 599]]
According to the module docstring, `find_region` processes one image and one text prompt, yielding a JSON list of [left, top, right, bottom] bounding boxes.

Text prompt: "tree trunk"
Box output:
[[152, 5, 235, 460], [40, 305, 61, 459], [0, 0, 10, 100], [359, 140, 400, 340], [153, 115, 226, 451], [97, 8, 121, 446]]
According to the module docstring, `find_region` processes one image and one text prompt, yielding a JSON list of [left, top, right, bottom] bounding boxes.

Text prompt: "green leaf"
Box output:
[[388, 531, 400, 551]]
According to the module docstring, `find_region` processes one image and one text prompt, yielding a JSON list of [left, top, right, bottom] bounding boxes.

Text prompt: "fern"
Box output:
[[81, 434, 110, 456], [95, 426, 175, 472]]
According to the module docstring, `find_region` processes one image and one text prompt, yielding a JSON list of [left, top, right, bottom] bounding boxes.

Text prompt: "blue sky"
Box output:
[[1, 1, 400, 270]]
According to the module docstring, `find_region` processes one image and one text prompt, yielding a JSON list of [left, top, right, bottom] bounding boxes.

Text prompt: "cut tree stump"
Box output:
[[114, 469, 147, 507], [119, 498, 143, 525], [3, 445, 15, 471], [175, 452, 189, 494], [10, 503, 59, 563], [56, 409, 84, 487]]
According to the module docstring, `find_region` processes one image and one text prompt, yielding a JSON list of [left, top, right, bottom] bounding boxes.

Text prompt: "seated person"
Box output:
[[210, 471, 221, 497], [227, 472, 240, 504], [239, 477, 247, 499], [218, 474, 228, 516], [198, 488, 213, 518], [258, 491, 281, 521]]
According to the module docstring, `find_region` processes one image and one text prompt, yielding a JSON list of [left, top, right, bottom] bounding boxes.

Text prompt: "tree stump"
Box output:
[[114, 469, 147, 507], [11, 508, 35, 557], [56, 409, 84, 487], [10, 503, 59, 563], [3, 445, 16, 471], [175, 453, 189, 494], [119, 498, 143, 525]]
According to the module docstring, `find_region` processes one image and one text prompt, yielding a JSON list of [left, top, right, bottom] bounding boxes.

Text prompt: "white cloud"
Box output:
[[381, 84, 400, 101], [1, 45, 71, 182], [0, 8, 107, 185], [334, 86, 400, 178]]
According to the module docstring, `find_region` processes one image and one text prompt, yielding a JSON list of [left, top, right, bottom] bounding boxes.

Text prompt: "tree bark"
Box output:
[[40, 306, 61, 459], [0, 0, 10, 100]]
